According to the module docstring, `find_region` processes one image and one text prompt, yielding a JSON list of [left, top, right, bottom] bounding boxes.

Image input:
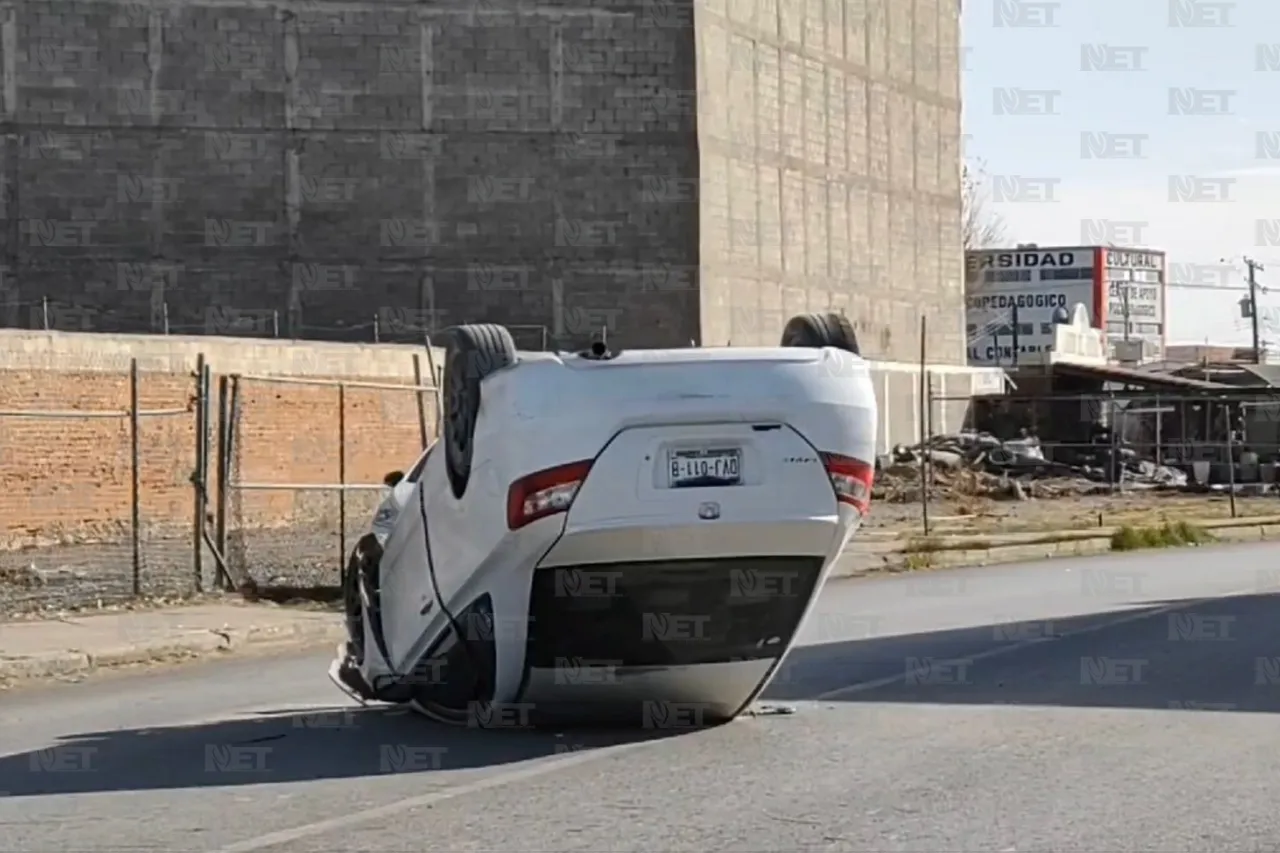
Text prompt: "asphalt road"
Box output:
[[4, 542, 1280, 851]]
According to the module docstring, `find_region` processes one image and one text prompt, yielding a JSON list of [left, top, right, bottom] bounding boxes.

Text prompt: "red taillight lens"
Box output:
[[821, 452, 874, 515], [507, 460, 593, 530]]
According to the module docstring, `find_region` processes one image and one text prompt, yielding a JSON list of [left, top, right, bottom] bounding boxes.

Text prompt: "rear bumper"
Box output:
[[514, 552, 829, 718], [537, 517, 842, 567], [518, 659, 776, 723]]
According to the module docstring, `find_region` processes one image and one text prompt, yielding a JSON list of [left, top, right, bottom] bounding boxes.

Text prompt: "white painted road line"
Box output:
[[212, 584, 1262, 851], [814, 589, 1257, 701], [207, 737, 664, 853]]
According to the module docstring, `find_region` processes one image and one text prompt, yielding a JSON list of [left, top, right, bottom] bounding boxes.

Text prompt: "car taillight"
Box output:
[[507, 460, 593, 530], [820, 452, 874, 515]]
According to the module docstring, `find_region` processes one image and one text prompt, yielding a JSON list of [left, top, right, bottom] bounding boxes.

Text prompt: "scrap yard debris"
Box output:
[[874, 431, 1189, 504]]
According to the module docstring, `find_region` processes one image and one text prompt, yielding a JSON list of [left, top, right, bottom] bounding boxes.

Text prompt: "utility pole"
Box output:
[[1245, 256, 1265, 364], [1122, 285, 1131, 342], [1010, 304, 1019, 366]]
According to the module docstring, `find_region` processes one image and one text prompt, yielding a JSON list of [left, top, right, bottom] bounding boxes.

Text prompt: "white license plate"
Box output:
[[668, 449, 741, 487]]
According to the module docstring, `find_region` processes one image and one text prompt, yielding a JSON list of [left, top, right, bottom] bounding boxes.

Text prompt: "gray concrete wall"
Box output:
[[0, 0, 966, 363], [0, 327, 442, 379], [693, 0, 966, 363], [0, 0, 700, 350]]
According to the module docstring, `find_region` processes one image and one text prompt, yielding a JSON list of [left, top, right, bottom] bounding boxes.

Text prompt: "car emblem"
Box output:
[[698, 502, 720, 520]]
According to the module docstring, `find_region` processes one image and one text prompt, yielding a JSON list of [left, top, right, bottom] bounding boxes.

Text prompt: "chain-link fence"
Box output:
[[891, 386, 1280, 535], [6, 294, 555, 351], [215, 360, 440, 596], [0, 360, 200, 614], [0, 341, 447, 611]]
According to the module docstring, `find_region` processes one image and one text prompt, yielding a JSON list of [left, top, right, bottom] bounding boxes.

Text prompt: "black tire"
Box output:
[[780, 312, 860, 354], [442, 324, 517, 498], [342, 533, 383, 664], [342, 543, 365, 660]]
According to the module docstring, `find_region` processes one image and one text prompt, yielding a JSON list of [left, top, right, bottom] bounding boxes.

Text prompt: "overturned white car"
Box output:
[[331, 314, 878, 727]]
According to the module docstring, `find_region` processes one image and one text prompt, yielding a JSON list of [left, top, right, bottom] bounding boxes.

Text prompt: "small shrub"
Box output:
[[904, 552, 933, 571], [1111, 522, 1213, 552]]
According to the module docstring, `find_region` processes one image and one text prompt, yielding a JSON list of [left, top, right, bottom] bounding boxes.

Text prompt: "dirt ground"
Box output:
[[866, 488, 1280, 538], [0, 526, 351, 618]]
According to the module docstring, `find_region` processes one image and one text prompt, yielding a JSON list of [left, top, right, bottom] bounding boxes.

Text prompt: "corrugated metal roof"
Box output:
[[1053, 361, 1234, 390], [1169, 362, 1280, 387]]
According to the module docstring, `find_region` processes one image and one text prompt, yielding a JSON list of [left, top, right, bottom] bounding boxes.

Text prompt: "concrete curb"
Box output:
[[0, 618, 346, 684], [6, 520, 1279, 684]]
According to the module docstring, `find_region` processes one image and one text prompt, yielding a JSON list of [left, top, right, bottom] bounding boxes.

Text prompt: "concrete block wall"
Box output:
[[0, 0, 700, 350], [693, 0, 966, 363]]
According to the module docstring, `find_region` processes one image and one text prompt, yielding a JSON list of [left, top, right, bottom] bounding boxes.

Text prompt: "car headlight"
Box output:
[[373, 507, 396, 527]]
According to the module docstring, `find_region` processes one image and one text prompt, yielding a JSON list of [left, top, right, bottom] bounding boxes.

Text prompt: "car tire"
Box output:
[[780, 312, 860, 354], [342, 540, 366, 662], [442, 323, 517, 499], [343, 534, 384, 663]]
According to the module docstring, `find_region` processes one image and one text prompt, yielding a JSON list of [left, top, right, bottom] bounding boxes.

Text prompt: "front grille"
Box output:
[[525, 556, 825, 669]]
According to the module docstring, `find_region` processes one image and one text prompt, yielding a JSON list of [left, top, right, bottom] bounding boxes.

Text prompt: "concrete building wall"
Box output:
[[0, 0, 700, 349], [694, 0, 965, 362], [0, 0, 965, 362]]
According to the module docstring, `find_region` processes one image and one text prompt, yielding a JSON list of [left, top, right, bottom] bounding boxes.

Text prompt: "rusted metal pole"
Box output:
[[130, 359, 142, 596], [919, 315, 930, 535]]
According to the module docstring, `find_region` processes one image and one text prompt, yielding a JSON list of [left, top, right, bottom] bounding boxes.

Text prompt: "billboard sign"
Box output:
[[1100, 248, 1166, 360], [965, 247, 1102, 366]]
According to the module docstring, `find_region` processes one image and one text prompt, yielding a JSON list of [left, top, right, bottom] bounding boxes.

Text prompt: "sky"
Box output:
[[963, 0, 1280, 346]]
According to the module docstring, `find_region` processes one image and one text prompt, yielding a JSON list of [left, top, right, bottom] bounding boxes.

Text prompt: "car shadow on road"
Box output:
[[766, 591, 1280, 713], [0, 703, 681, 797]]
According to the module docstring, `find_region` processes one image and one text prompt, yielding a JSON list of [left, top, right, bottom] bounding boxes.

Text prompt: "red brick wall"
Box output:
[[0, 367, 436, 549], [227, 376, 434, 532]]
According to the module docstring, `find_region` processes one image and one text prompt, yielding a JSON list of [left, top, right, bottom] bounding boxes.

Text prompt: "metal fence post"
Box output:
[[213, 372, 440, 595], [215, 374, 230, 589], [192, 354, 207, 592], [412, 353, 429, 449], [338, 382, 347, 571], [1108, 392, 1119, 493], [1154, 393, 1163, 467], [129, 358, 142, 596], [1227, 402, 1238, 518], [918, 315, 929, 535], [225, 377, 243, 587]]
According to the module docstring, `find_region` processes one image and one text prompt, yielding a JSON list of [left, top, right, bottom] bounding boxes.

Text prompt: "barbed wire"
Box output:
[[0, 295, 555, 349]]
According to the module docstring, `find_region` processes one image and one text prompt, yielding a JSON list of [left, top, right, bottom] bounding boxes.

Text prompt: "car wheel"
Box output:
[[780, 312, 860, 354], [442, 323, 517, 499], [347, 534, 394, 672], [342, 540, 366, 662]]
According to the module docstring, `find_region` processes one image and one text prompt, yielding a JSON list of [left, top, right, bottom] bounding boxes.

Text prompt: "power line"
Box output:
[[1167, 284, 1253, 292]]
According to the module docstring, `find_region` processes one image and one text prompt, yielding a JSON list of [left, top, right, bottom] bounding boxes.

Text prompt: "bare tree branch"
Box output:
[[962, 159, 1007, 251]]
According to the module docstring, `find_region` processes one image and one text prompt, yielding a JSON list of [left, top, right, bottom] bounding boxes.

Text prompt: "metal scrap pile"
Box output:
[[873, 430, 1188, 504]]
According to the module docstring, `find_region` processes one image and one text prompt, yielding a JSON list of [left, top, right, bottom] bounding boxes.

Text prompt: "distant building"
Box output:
[[964, 245, 1167, 367], [1162, 344, 1277, 365]]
